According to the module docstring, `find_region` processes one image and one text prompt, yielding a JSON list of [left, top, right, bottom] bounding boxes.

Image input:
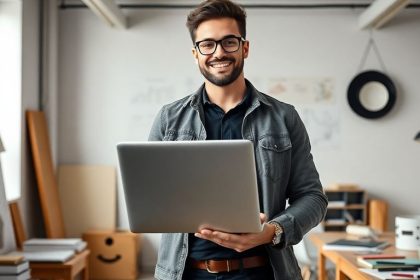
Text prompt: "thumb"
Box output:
[[259, 213, 267, 224]]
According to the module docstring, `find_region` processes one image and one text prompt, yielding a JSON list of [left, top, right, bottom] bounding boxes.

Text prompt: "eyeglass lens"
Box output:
[[198, 37, 241, 55]]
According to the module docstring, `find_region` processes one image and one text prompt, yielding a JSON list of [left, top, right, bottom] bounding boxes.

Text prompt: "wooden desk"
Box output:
[[309, 232, 418, 280], [29, 249, 90, 280]]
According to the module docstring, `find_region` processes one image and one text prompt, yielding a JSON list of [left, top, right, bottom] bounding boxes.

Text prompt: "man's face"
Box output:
[[192, 18, 249, 87]]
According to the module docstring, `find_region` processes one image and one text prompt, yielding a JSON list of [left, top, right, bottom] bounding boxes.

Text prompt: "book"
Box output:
[[323, 238, 389, 252], [360, 254, 406, 260], [0, 261, 29, 274], [0, 256, 24, 266], [23, 250, 75, 263], [360, 268, 420, 280], [23, 238, 87, 253], [327, 201, 346, 208], [357, 257, 420, 269], [0, 269, 30, 280]]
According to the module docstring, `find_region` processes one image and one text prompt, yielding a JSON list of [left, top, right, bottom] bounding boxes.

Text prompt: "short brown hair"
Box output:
[[186, 0, 247, 42]]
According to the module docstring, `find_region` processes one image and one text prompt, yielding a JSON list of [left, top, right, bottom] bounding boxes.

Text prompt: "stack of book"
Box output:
[[323, 238, 389, 252], [358, 255, 420, 279], [0, 255, 30, 280], [22, 238, 87, 262], [357, 254, 420, 271]]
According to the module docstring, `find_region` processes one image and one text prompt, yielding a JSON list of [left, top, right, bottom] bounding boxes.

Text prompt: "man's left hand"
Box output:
[[194, 213, 276, 252]]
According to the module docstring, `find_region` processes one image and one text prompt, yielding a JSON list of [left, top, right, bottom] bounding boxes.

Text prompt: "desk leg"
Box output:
[[335, 262, 346, 280], [82, 265, 89, 280], [318, 251, 326, 280]]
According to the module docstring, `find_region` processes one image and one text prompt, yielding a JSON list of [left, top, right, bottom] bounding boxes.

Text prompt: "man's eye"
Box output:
[[224, 39, 237, 46], [200, 42, 215, 49]]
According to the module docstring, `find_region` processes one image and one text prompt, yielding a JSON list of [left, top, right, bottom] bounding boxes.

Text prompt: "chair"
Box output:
[[294, 224, 335, 280], [9, 200, 90, 280]]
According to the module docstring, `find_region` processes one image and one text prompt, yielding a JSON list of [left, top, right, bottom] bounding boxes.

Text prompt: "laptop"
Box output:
[[117, 140, 262, 233]]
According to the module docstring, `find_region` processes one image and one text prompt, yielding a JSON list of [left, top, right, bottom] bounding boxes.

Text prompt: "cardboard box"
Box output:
[[83, 230, 140, 280]]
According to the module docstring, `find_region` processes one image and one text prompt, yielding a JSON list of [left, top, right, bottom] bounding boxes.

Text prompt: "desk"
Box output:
[[29, 249, 90, 280], [309, 232, 418, 280]]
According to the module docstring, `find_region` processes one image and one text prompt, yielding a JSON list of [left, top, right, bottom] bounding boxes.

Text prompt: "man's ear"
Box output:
[[192, 48, 199, 64], [243, 40, 249, 59]]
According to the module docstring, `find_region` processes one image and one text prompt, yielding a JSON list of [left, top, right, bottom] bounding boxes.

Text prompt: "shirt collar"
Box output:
[[201, 85, 252, 109]]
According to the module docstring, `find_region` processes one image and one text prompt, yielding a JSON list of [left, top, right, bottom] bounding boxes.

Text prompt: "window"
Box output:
[[0, 2, 22, 201]]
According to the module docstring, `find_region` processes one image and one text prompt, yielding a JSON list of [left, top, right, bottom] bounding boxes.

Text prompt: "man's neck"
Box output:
[[204, 76, 247, 113]]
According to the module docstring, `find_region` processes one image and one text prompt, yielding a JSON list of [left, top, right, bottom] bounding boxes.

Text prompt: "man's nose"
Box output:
[[213, 42, 226, 57]]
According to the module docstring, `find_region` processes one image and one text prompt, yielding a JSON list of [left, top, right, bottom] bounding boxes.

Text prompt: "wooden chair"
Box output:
[[17, 110, 90, 279], [9, 201, 90, 280]]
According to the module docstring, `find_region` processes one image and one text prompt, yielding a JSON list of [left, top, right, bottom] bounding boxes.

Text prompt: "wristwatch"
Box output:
[[268, 221, 283, 246]]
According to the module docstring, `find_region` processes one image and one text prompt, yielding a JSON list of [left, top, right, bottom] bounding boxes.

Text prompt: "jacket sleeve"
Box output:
[[274, 107, 328, 247], [148, 106, 167, 141]]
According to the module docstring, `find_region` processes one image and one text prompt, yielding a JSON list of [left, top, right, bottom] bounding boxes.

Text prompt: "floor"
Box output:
[[138, 272, 155, 279]]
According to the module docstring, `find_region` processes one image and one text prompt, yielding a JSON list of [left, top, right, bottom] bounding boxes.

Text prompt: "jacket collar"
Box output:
[[183, 79, 272, 109]]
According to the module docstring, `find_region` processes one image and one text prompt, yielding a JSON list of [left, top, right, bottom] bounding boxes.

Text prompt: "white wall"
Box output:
[[58, 7, 420, 269]]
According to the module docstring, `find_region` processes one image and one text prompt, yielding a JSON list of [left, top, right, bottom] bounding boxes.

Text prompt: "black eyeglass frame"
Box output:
[[194, 35, 246, 55]]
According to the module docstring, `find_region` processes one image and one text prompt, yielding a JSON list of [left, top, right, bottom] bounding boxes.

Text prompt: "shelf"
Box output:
[[323, 188, 367, 231]]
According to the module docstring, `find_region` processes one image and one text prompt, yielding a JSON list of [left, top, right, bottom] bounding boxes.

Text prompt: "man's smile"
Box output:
[[209, 61, 233, 68]]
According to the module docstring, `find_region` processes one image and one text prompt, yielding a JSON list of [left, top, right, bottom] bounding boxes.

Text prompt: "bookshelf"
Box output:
[[324, 187, 367, 231]]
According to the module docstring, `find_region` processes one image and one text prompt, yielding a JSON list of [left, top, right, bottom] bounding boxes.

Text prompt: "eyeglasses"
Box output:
[[194, 35, 245, 55]]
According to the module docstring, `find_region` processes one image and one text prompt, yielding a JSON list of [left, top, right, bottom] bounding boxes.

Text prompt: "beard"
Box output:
[[199, 56, 244, 87]]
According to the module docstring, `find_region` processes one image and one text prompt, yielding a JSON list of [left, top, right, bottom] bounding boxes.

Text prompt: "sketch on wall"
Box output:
[[266, 77, 340, 148], [126, 77, 202, 139], [124, 76, 339, 148]]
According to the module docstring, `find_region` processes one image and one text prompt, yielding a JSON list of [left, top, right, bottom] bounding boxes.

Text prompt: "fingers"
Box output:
[[195, 230, 249, 252], [260, 213, 267, 224]]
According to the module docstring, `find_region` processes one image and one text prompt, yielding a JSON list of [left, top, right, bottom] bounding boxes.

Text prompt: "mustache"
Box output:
[[207, 57, 235, 64]]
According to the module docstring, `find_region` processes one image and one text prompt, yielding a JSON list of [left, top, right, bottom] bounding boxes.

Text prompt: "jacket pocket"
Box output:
[[163, 130, 196, 141], [258, 135, 292, 182]]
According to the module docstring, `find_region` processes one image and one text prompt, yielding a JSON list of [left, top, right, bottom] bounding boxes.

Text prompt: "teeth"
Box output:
[[210, 61, 231, 68]]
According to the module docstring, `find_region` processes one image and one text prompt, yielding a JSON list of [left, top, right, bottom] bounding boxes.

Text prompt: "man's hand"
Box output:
[[194, 213, 276, 252]]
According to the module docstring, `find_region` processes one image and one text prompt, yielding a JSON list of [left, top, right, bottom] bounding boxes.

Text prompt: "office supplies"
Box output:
[[346, 224, 378, 239], [378, 266, 418, 271], [117, 140, 262, 233], [360, 268, 420, 280], [391, 272, 417, 278], [310, 231, 419, 280], [0, 256, 23, 265], [23, 250, 75, 262], [8, 201, 90, 280], [23, 238, 87, 253], [357, 257, 420, 269], [395, 216, 420, 250], [0, 268, 30, 280], [0, 260, 29, 274], [323, 238, 389, 252], [361, 254, 406, 260]]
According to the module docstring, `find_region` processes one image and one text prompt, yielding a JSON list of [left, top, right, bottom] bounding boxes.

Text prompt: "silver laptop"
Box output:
[[117, 140, 262, 233]]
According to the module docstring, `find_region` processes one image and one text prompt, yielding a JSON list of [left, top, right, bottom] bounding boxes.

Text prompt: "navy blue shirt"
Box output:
[[188, 86, 267, 260]]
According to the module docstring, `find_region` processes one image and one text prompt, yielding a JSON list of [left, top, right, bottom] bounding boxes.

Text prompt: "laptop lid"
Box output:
[[117, 140, 262, 233]]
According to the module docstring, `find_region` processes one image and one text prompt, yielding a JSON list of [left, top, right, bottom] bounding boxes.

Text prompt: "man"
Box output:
[[149, 0, 328, 279]]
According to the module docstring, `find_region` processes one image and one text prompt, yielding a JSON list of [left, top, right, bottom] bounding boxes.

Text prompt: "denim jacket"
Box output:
[[148, 80, 328, 280]]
